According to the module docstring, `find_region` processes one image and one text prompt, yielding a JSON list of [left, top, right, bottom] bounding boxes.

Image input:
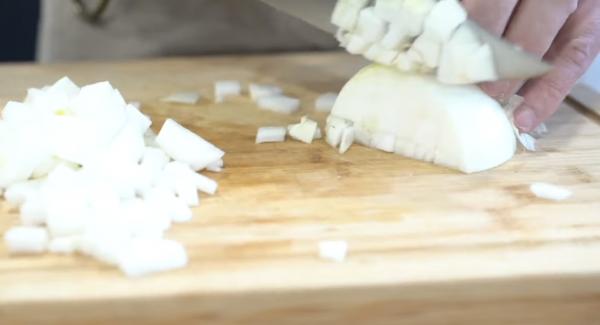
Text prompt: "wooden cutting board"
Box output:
[[0, 52, 599, 325]]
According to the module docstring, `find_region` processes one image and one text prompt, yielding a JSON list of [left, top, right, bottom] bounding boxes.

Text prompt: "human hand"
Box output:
[[462, 0, 600, 132]]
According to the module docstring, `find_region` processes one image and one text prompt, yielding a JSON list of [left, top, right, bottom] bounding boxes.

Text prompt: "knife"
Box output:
[[260, 0, 551, 81]]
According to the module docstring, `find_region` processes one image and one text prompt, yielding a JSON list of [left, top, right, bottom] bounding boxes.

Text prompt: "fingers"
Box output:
[[482, 0, 579, 102], [461, 0, 520, 35], [514, 0, 600, 131]]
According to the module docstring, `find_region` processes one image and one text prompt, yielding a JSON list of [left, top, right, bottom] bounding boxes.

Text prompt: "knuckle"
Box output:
[[562, 37, 595, 72], [540, 77, 568, 105]]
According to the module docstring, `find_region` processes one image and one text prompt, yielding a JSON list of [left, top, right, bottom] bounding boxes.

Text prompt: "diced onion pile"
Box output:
[[1, 77, 224, 277]]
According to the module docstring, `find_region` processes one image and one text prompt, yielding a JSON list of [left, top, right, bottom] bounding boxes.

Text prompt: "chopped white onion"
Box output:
[[156, 119, 225, 171], [288, 117, 319, 144], [4, 226, 49, 254], [48, 236, 81, 254], [257, 95, 300, 115], [161, 92, 201, 105], [164, 162, 200, 206], [315, 93, 338, 113], [530, 182, 572, 201], [129, 101, 141, 110], [118, 238, 188, 277], [206, 159, 224, 173], [214, 80, 242, 103], [1, 77, 224, 277], [517, 133, 536, 152], [339, 127, 355, 154], [371, 133, 396, 153], [326, 115, 353, 148], [256, 127, 287, 144], [318, 240, 348, 263], [4, 180, 42, 207], [249, 83, 283, 101], [125, 104, 152, 134], [193, 173, 219, 195]]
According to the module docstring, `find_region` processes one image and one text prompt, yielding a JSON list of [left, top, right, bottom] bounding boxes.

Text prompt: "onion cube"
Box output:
[[4, 226, 49, 254], [156, 119, 225, 171], [118, 238, 188, 277], [318, 240, 348, 263], [214, 80, 242, 103], [249, 83, 283, 101], [256, 127, 286, 144]]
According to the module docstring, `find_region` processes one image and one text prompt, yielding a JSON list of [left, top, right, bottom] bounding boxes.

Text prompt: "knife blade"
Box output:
[[260, 0, 338, 34], [260, 0, 551, 81]]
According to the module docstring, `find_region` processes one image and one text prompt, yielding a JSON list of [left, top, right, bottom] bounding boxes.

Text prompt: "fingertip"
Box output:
[[514, 105, 538, 132]]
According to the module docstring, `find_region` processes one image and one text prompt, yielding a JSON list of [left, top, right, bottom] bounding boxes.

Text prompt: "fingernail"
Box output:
[[515, 108, 536, 132]]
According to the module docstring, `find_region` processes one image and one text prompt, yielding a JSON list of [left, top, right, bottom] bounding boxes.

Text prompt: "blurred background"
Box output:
[[0, 1, 40, 62], [0, 0, 597, 91]]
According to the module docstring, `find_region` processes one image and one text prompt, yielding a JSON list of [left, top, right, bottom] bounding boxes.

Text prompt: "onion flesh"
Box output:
[[530, 182, 572, 201], [256, 127, 287, 144]]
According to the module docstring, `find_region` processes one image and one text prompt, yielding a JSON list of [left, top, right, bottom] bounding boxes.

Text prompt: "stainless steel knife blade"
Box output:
[[260, 0, 338, 34], [261, 0, 551, 82]]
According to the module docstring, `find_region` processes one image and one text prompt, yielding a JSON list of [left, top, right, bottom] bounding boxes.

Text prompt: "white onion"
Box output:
[[249, 83, 283, 101], [125, 104, 152, 134], [355, 7, 387, 42], [193, 172, 219, 195], [339, 127, 355, 154], [257, 95, 300, 114], [371, 132, 396, 153], [517, 133, 536, 152], [1, 77, 224, 277], [256, 127, 287, 144], [20, 192, 47, 226], [4, 180, 42, 207], [315, 93, 338, 113], [206, 159, 224, 173], [530, 182, 572, 201], [214, 80, 242, 103], [156, 119, 225, 171], [48, 236, 81, 254], [164, 162, 200, 206], [288, 117, 319, 144], [318, 240, 348, 263], [118, 238, 188, 277], [4, 226, 49, 254], [329, 64, 516, 173], [161, 92, 201, 105]]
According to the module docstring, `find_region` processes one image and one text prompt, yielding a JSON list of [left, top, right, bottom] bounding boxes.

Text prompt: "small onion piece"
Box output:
[[206, 159, 224, 173], [156, 119, 225, 171], [118, 238, 188, 277], [214, 80, 242, 103], [257, 95, 300, 115], [318, 240, 348, 263], [288, 117, 319, 144], [339, 127, 355, 154], [4, 226, 49, 254], [530, 182, 572, 201], [249, 84, 283, 101], [161, 92, 201, 105], [256, 127, 287, 144]]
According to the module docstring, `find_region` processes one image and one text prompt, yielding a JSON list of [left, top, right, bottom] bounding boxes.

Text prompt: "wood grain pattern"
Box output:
[[0, 52, 599, 324]]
